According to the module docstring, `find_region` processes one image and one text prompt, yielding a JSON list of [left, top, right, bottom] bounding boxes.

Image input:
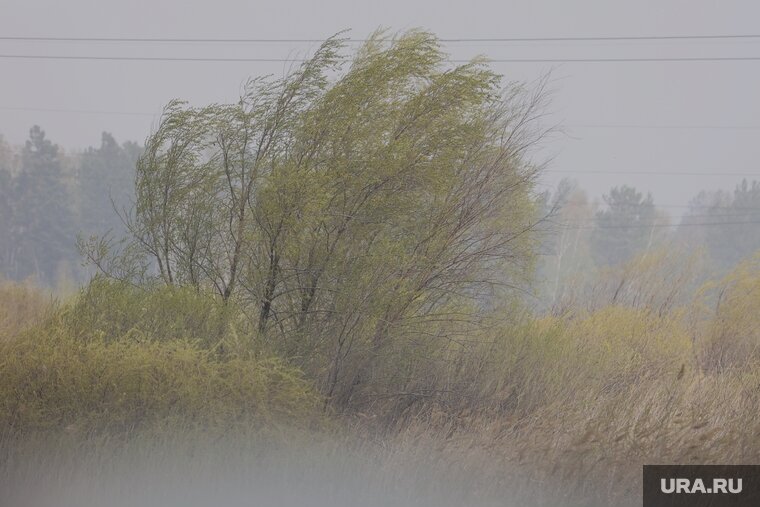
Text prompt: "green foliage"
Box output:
[[2, 30, 760, 506], [0, 313, 320, 437], [1, 236, 760, 507], [62, 278, 253, 354], [97, 31, 547, 408]]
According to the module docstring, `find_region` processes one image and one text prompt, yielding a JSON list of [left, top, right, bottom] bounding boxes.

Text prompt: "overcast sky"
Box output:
[[1, 0, 759, 213]]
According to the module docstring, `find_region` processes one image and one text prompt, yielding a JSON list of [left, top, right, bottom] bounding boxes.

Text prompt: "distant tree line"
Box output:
[[0, 127, 141, 286], [2, 122, 758, 299], [539, 179, 760, 309]]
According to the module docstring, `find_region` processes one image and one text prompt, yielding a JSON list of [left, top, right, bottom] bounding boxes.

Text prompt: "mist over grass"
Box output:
[[1, 432, 568, 507]]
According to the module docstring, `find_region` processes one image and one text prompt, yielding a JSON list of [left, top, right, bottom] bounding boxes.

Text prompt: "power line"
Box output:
[[0, 54, 312, 63], [2, 54, 760, 63], [0, 106, 156, 117], [545, 170, 758, 177], [568, 124, 760, 131], [555, 212, 760, 224], [22, 168, 760, 187], [2, 106, 758, 178], [562, 202, 760, 211], [4, 106, 760, 131], [559, 219, 760, 230], [5, 107, 759, 131], [3, 34, 760, 43]]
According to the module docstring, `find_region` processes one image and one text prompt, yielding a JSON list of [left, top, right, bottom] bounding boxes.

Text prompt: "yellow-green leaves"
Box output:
[[99, 31, 547, 408]]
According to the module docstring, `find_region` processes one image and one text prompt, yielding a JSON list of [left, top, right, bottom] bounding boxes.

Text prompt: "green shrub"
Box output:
[[0, 320, 321, 437], [62, 278, 255, 354]]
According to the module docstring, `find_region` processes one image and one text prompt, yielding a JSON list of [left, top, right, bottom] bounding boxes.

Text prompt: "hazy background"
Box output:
[[1, 0, 759, 212], [2, 5, 760, 505]]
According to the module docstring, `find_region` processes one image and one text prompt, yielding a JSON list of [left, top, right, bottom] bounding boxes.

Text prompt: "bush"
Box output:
[[0, 325, 320, 436], [0, 279, 321, 437], [62, 278, 255, 355]]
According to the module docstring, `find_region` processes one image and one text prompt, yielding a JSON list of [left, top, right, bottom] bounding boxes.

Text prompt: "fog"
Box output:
[[1, 436, 588, 507]]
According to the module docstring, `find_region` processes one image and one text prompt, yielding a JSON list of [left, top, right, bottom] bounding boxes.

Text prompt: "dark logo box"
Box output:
[[643, 465, 760, 506]]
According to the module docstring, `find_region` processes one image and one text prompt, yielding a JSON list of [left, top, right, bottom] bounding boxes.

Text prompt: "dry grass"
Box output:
[[0, 253, 759, 506], [388, 366, 760, 506], [372, 254, 760, 506], [0, 279, 52, 340]]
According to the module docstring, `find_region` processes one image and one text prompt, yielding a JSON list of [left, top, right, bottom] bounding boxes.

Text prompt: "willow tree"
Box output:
[[89, 31, 549, 408]]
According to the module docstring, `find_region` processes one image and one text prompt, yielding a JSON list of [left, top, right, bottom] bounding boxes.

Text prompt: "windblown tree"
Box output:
[[87, 31, 549, 408]]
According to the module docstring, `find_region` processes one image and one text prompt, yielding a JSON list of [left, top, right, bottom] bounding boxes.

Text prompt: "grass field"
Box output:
[[1, 254, 758, 506]]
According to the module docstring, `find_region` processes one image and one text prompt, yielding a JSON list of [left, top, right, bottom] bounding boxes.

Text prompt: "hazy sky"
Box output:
[[1, 0, 759, 213]]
